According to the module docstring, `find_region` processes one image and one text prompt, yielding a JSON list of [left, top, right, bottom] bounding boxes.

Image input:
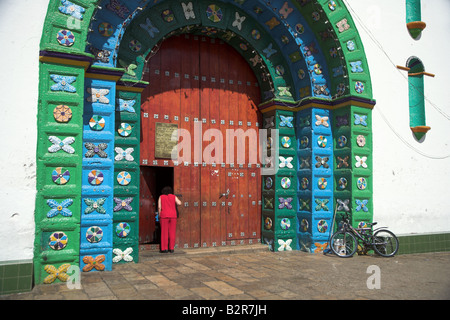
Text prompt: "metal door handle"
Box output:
[[220, 189, 230, 199]]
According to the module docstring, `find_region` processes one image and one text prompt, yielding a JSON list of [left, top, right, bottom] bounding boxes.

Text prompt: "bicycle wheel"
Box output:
[[373, 229, 399, 257], [330, 231, 358, 258]]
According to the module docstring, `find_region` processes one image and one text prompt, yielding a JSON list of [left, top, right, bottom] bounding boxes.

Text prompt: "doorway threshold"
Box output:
[[139, 243, 267, 260]]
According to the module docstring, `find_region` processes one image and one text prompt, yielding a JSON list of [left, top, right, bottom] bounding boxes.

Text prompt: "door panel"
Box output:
[[141, 35, 261, 248]]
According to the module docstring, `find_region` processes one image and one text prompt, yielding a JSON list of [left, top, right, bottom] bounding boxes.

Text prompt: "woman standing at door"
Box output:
[[158, 186, 182, 253]]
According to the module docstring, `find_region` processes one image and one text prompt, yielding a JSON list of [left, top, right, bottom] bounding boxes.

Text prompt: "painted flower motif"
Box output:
[[277, 239, 293, 251], [300, 177, 309, 190], [300, 157, 311, 169], [279, 2, 293, 19], [84, 198, 106, 214], [280, 177, 291, 189], [300, 219, 309, 232], [128, 40, 142, 52], [338, 177, 348, 189], [336, 115, 348, 127], [56, 29, 75, 47], [315, 156, 329, 169], [264, 217, 273, 230], [44, 264, 71, 284], [337, 199, 350, 212], [85, 143, 108, 158], [117, 99, 136, 113], [355, 199, 369, 212], [317, 177, 327, 190], [347, 40, 356, 51], [48, 136, 75, 154], [356, 135, 366, 147], [315, 199, 329, 211], [317, 220, 328, 233], [264, 116, 274, 128], [279, 115, 294, 128], [281, 136, 291, 148], [279, 156, 294, 169], [299, 198, 310, 211], [355, 156, 368, 168], [355, 81, 365, 94], [337, 156, 349, 168], [161, 9, 175, 22], [140, 18, 160, 38], [89, 115, 105, 131], [86, 226, 103, 243], [50, 75, 77, 93], [118, 123, 133, 137], [264, 198, 273, 209], [52, 167, 70, 185], [53, 105, 72, 123], [182, 2, 195, 19], [47, 199, 73, 218], [280, 218, 291, 230], [313, 63, 322, 75], [265, 177, 273, 189], [116, 222, 131, 238], [314, 242, 328, 253], [113, 247, 134, 263], [82, 255, 106, 272], [278, 87, 292, 97], [106, 0, 130, 19], [59, 0, 85, 20], [315, 115, 329, 127], [356, 177, 367, 190], [90, 47, 111, 63], [115, 147, 134, 162], [317, 136, 328, 148], [88, 170, 104, 186], [98, 22, 114, 37], [117, 171, 131, 186], [87, 88, 110, 104], [263, 43, 277, 58], [113, 197, 133, 212], [336, 18, 350, 32], [278, 197, 293, 210], [232, 12, 246, 30], [354, 114, 368, 126], [49, 232, 68, 250], [337, 135, 348, 148]]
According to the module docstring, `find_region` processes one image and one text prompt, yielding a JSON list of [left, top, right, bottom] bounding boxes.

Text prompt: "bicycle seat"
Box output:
[[368, 222, 377, 226]]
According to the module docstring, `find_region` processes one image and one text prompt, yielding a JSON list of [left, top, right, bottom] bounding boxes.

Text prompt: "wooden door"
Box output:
[[141, 35, 261, 248]]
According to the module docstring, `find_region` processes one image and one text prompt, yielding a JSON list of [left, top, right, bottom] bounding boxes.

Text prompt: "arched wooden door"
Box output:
[[140, 34, 262, 249]]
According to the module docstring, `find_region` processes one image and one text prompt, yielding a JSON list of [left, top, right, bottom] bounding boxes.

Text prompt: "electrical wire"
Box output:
[[343, 0, 450, 159], [343, 0, 450, 121]]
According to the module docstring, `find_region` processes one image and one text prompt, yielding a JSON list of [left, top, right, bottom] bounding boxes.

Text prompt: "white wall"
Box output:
[[0, 0, 49, 261], [345, 0, 450, 235]]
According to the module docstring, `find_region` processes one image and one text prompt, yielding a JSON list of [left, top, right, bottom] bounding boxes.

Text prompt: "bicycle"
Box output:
[[329, 213, 399, 258]]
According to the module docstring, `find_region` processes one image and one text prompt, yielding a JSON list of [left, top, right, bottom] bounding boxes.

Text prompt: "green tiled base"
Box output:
[[398, 232, 450, 255], [0, 260, 33, 295]]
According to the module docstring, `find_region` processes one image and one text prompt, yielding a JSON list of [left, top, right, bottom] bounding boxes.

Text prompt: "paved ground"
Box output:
[[2, 245, 450, 302]]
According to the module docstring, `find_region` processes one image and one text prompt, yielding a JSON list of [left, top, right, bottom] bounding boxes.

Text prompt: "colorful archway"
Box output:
[[35, 0, 375, 284]]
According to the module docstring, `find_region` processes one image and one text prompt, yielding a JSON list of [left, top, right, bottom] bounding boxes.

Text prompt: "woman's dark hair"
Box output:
[[161, 186, 173, 195]]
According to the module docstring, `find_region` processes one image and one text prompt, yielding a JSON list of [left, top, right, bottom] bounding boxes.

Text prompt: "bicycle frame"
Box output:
[[339, 217, 390, 248]]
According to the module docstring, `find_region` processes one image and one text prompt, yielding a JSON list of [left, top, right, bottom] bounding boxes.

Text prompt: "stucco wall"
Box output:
[[346, 0, 450, 235], [0, 0, 449, 262], [0, 0, 49, 261]]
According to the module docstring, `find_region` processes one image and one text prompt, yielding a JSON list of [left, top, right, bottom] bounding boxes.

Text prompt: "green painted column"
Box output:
[[34, 60, 87, 285], [262, 108, 297, 252], [112, 81, 146, 264], [333, 105, 373, 237]]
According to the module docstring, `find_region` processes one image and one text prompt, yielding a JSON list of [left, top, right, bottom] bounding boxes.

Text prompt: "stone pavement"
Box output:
[[2, 245, 450, 301]]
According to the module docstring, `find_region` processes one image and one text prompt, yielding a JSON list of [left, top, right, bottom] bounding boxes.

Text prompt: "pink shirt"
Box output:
[[159, 194, 177, 219]]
